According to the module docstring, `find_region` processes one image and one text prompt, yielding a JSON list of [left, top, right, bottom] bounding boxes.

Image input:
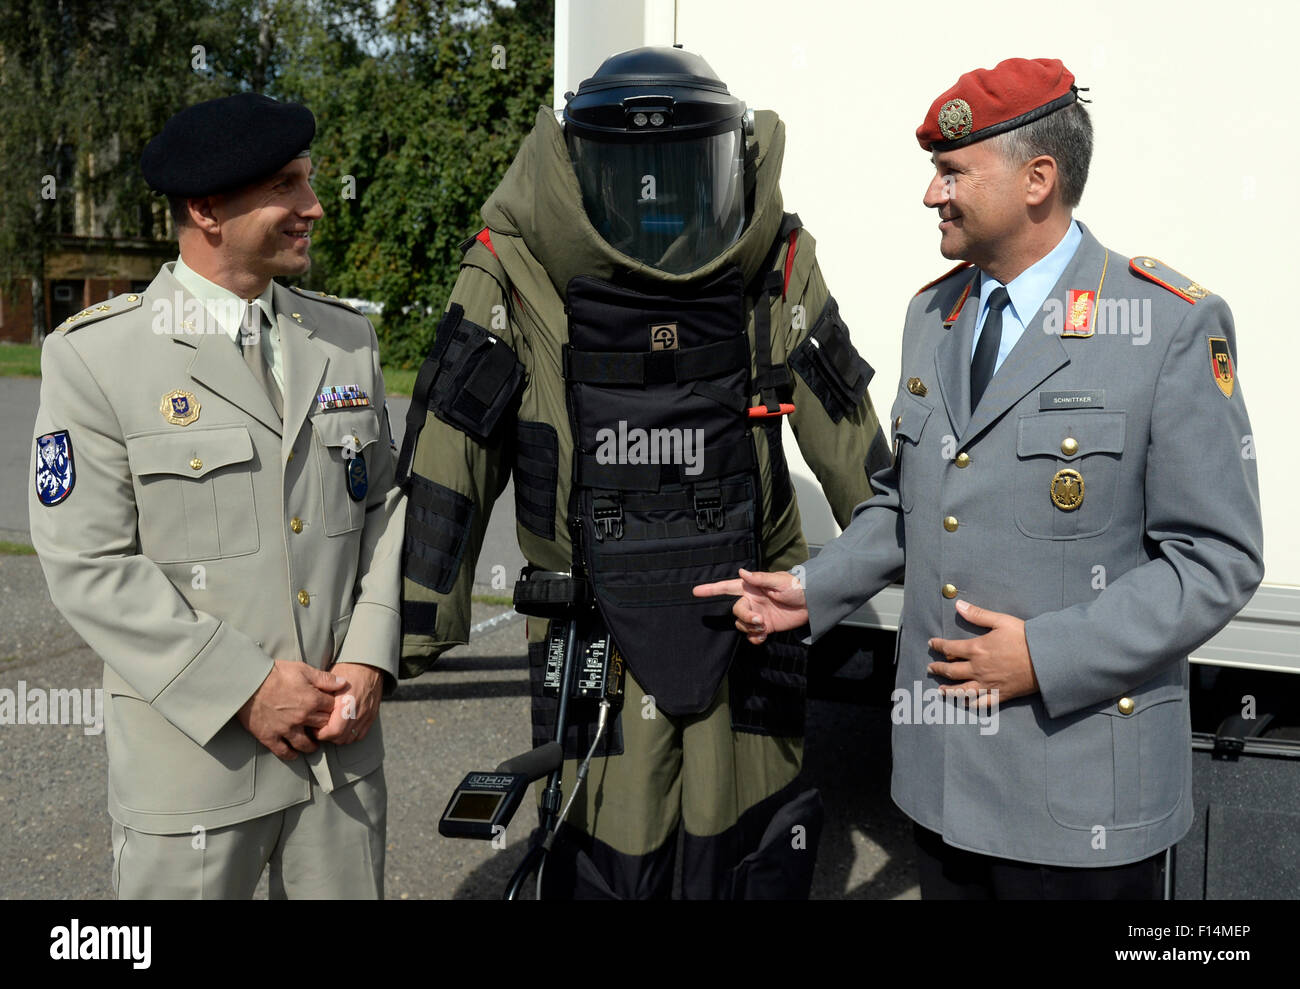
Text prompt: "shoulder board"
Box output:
[[1129, 256, 1210, 304], [289, 286, 364, 314], [55, 292, 144, 334], [915, 261, 975, 297]]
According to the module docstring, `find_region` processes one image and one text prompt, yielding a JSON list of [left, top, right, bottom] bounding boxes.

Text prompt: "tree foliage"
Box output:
[[0, 0, 553, 361], [282, 0, 554, 366]]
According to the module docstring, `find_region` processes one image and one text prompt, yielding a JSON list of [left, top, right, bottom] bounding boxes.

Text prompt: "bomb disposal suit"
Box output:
[[399, 47, 890, 898]]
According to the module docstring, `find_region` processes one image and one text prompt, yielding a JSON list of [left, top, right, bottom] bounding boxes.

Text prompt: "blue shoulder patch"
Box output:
[[35, 431, 76, 506]]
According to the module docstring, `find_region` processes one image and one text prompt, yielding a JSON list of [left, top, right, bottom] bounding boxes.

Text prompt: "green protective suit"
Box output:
[[401, 106, 891, 898]]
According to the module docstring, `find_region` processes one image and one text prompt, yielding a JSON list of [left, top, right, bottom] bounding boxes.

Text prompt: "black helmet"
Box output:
[[564, 47, 749, 274]]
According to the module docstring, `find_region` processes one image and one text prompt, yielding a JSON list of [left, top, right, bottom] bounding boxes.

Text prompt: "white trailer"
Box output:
[[554, 0, 1299, 673]]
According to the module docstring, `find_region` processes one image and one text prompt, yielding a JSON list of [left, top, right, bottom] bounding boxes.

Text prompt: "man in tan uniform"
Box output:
[[28, 93, 404, 898]]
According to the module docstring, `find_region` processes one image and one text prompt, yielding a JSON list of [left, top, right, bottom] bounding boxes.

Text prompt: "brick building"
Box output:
[[1, 235, 174, 342]]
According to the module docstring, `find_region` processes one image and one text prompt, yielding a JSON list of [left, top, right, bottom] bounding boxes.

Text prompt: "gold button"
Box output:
[[943, 516, 959, 532], [189, 457, 203, 471], [1140, 258, 1156, 269], [954, 452, 971, 468], [297, 590, 310, 607], [893, 415, 902, 430], [941, 583, 958, 599], [126, 294, 139, 302], [1117, 697, 1135, 715], [1060, 437, 1079, 457], [291, 312, 301, 318], [290, 517, 303, 534]]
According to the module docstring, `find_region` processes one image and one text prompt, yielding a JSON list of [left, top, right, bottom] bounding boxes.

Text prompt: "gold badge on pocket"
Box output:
[[1050, 469, 1084, 511], [160, 389, 200, 426]]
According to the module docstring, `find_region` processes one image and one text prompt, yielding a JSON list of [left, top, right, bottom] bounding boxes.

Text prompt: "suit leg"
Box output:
[[535, 667, 683, 900], [270, 767, 387, 899], [988, 849, 1166, 900], [912, 823, 994, 900], [678, 673, 815, 900], [913, 823, 1165, 900], [113, 816, 280, 899]]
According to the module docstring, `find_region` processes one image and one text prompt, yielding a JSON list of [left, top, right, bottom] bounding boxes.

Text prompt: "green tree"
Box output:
[[0, 0, 552, 360], [0, 0, 243, 339], [283, 0, 554, 367]]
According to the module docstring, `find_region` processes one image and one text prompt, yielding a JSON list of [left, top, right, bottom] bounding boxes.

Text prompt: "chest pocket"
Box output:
[[890, 391, 933, 514], [312, 410, 383, 535], [1014, 410, 1126, 539], [126, 425, 258, 563]]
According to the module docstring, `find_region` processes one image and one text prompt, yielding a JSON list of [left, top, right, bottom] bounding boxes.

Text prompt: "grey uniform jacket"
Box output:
[[28, 263, 405, 835], [802, 224, 1264, 866]]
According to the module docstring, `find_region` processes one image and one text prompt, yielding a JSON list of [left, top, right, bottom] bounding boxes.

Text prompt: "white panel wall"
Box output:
[[556, 0, 1298, 584]]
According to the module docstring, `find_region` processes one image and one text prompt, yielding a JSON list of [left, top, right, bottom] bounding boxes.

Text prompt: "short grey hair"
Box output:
[[990, 101, 1093, 209]]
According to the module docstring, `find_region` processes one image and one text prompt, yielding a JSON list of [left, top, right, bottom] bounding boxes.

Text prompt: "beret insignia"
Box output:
[[937, 99, 973, 141]]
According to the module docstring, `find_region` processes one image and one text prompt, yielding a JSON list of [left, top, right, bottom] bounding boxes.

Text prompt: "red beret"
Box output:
[[916, 58, 1079, 152]]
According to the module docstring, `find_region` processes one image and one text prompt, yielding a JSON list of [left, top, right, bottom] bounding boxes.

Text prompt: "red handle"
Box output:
[[747, 403, 796, 418]]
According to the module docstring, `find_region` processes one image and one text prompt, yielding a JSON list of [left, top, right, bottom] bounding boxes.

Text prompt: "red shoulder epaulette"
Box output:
[[781, 229, 799, 300], [1129, 256, 1208, 304], [475, 227, 498, 258], [914, 261, 974, 297]]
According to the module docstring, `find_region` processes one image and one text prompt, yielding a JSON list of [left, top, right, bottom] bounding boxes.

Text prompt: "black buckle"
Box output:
[[694, 484, 724, 532], [1212, 733, 1246, 761], [592, 493, 624, 542]]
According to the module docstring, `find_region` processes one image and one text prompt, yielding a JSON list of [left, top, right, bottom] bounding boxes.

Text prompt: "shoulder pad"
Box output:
[[915, 261, 974, 297], [55, 293, 144, 334], [289, 286, 365, 314], [1129, 256, 1210, 304]]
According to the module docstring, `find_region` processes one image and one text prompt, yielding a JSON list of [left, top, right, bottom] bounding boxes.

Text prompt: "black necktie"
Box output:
[[970, 287, 1010, 412]]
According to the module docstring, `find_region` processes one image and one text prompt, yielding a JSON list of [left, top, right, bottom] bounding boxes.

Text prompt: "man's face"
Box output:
[[922, 141, 1026, 268], [211, 156, 324, 285]]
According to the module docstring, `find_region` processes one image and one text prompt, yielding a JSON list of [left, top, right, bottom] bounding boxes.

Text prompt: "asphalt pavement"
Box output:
[[0, 373, 916, 899]]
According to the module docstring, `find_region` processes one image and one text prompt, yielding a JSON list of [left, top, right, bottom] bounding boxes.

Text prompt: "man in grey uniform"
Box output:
[[697, 57, 1264, 898], [28, 93, 403, 898]]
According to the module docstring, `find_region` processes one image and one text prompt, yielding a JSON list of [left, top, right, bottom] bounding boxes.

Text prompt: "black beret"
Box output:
[[142, 92, 315, 198]]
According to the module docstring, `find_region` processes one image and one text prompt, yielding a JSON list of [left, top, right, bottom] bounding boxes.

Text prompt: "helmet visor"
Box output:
[[568, 128, 745, 274]]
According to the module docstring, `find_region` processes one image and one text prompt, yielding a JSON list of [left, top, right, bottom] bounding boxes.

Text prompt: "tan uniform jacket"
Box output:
[[29, 263, 404, 834]]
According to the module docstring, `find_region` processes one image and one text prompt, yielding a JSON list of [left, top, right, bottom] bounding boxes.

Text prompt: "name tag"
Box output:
[[1039, 389, 1104, 410]]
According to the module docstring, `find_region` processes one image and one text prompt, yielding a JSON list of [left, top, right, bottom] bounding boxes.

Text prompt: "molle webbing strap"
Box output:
[[404, 472, 475, 594], [396, 304, 464, 484], [576, 441, 756, 491], [752, 213, 802, 413], [401, 599, 438, 637], [564, 335, 749, 387], [513, 420, 559, 540]]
